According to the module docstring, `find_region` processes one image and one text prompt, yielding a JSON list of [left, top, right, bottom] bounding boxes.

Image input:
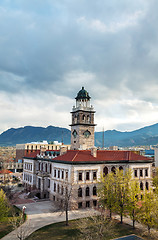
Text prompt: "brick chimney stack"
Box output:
[[60, 146, 68, 156]]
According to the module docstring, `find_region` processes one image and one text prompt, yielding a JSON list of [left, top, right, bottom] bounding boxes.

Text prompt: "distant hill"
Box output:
[[1, 123, 158, 147], [95, 123, 158, 147], [0, 126, 71, 146]]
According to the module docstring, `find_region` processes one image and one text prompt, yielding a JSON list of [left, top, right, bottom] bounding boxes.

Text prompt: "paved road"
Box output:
[[1, 201, 98, 240]]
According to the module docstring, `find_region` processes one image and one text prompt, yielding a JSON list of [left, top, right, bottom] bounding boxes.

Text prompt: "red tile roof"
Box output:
[[24, 150, 40, 158], [24, 149, 152, 164], [0, 169, 13, 174], [54, 150, 152, 163]]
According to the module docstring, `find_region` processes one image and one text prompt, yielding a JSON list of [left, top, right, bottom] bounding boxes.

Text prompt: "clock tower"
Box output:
[[70, 87, 96, 150]]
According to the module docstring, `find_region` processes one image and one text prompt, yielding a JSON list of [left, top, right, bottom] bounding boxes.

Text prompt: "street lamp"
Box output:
[[22, 206, 26, 222]]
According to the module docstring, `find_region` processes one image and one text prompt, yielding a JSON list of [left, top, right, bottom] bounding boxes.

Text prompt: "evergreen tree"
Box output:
[[0, 188, 10, 221]]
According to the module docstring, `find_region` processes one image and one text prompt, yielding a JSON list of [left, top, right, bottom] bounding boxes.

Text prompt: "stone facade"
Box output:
[[22, 87, 153, 209], [70, 87, 96, 150], [71, 125, 95, 150], [23, 154, 153, 209]]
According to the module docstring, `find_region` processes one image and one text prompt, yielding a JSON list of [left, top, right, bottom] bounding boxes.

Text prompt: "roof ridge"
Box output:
[[72, 151, 79, 162]]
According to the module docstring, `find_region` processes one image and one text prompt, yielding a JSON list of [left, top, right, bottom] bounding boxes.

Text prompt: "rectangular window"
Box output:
[[93, 200, 97, 207], [78, 202, 82, 209], [54, 169, 56, 178], [58, 170, 60, 178], [145, 169, 148, 177], [54, 183, 56, 192], [66, 171, 68, 180], [93, 171, 97, 180], [79, 172, 82, 181], [86, 172, 89, 180], [134, 169, 137, 177], [140, 169, 143, 177], [62, 170, 64, 179], [86, 201, 90, 208], [48, 179, 50, 188]]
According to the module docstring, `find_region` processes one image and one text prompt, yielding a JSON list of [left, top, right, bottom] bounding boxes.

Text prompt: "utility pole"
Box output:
[[102, 127, 104, 149], [62, 130, 63, 145]]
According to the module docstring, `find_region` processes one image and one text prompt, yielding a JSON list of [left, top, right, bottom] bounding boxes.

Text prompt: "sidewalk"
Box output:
[[1, 201, 151, 240], [1, 202, 98, 240]]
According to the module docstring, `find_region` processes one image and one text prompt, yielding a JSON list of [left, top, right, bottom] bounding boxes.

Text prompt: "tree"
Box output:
[[98, 171, 116, 219], [127, 179, 141, 229], [138, 190, 158, 233], [0, 188, 10, 221], [59, 183, 73, 226], [10, 212, 31, 240], [113, 169, 131, 224], [153, 167, 158, 195], [77, 212, 116, 240]]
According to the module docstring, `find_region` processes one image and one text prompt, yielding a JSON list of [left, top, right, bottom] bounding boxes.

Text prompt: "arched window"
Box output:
[[103, 167, 108, 176], [82, 115, 85, 121], [86, 187, 90, 196], [57, 184, 60, 193], [31, 145, 33, 152], [93, 186, 97, 196], [119, 166, 123, 171], [74, 115, 77, 124], [36, 145, 37, 150], [111, 166, 116, 174], [78, 187, 82, 197], [146, 182, 149, 190], [140, 181, 143, 190]]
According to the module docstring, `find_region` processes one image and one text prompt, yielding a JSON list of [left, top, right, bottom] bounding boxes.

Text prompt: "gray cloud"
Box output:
[[0, 0, 158, 133]]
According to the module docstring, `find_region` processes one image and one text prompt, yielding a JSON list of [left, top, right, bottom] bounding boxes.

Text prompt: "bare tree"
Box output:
[[76, 211, 116, 240], [58, 182, 73, 226], [10, 212, 32, 240]]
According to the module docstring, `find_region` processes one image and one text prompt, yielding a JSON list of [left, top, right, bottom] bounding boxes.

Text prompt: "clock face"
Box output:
[[72, 130, 77, 138], [83, 130, 91, 138]]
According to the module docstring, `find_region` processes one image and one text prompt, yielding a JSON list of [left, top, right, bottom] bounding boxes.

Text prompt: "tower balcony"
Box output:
[[72, 105, 94, 112]]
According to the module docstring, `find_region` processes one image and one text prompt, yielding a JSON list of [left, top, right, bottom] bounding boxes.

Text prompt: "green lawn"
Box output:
[[26, 219, 146, 240]]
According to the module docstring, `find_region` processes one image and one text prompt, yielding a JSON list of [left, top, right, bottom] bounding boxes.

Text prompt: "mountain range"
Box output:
[[1, 123, 158, 147]]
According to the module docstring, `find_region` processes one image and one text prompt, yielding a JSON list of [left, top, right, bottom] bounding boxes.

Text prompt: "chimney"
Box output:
[[91, 147, 97, 158], [60, 146, 68, 156]]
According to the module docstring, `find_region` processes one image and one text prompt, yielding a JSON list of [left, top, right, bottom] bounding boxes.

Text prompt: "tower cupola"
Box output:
[[70, 87, 96, 150], [73, 87, 93, 111]]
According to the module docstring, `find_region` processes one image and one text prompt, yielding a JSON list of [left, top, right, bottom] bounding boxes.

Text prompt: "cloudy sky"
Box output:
[[0, 0, 158, 134]]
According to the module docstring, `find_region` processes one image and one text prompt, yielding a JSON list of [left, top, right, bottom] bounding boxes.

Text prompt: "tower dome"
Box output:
[[75, 87, 91, 100]]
